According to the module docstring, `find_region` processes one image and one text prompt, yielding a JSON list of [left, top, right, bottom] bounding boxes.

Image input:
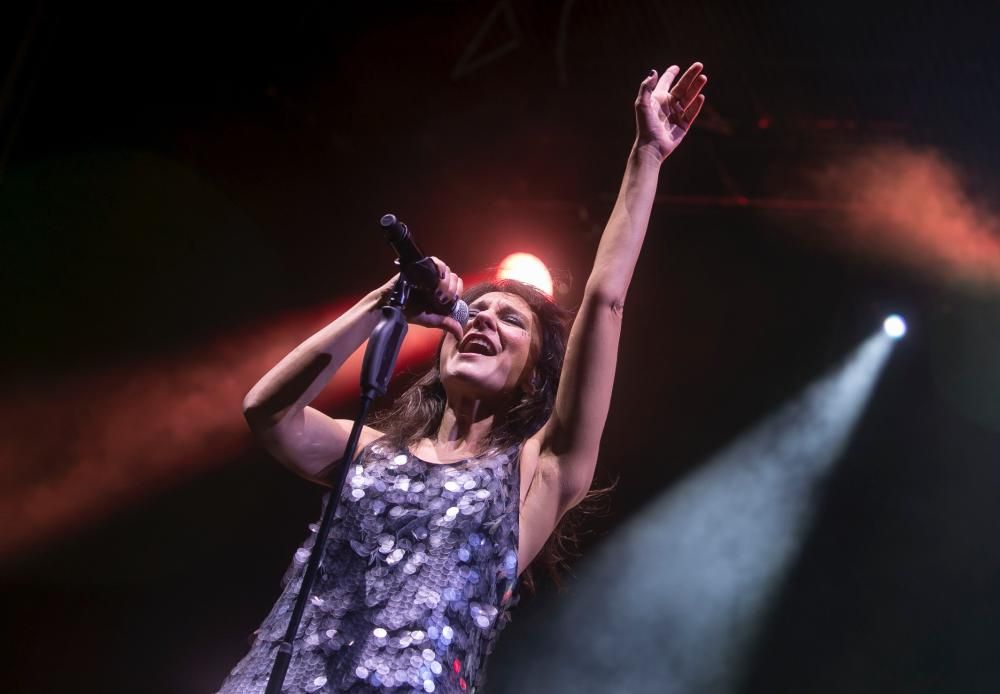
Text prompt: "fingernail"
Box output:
[[648, 69, 656, 78]]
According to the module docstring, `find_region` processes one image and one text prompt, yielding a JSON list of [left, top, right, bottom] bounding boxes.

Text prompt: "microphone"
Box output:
[[378, 214, 469, 326]]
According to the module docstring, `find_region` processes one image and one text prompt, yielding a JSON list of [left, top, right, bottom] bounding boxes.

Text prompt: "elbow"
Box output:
[[242, 401, 268, 434], [242, 392, 282, 433], [583, 284, 626, 318], [241, 390, 257, 415]]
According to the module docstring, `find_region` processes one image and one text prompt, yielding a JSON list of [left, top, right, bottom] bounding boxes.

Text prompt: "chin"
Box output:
[[441, 370, 515, 403]]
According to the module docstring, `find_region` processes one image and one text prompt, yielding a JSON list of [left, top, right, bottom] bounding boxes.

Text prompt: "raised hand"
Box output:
[[634, 62, 707, 162]]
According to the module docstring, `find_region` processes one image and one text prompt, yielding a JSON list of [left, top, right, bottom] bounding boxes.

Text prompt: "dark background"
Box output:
[[3, 1, 1000, 692]]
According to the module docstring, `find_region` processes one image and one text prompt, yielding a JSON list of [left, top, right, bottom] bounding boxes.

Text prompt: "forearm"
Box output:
[[544, 144, 663, 490], [242, 282, 390, 428], [539, 63, 704, 507], [585, 141, 663, 303]]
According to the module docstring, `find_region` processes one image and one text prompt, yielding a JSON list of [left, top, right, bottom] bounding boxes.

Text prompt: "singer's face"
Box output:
[[439, 292, 539, 401]]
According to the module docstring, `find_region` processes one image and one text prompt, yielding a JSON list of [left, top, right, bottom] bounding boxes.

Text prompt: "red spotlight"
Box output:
[[496, 253, 553, 296]]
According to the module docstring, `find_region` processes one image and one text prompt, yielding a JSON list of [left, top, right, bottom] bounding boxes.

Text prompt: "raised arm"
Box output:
[[242, 262, 463, 484], [536, 63, 707, 507]]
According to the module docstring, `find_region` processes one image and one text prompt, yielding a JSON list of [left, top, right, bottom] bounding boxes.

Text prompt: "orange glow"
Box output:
[[0, 299, 443, 560], [810, 144, 1000, 288], [496, 253, 554, 296]]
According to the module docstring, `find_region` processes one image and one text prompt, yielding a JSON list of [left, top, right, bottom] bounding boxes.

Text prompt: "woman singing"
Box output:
[[219, 61, 707, 693]]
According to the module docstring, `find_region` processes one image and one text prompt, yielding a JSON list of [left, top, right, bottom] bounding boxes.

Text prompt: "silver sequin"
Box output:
[[217, 440, 521, 694]]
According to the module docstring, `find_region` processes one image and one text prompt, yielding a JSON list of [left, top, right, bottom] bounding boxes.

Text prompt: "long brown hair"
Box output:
[[372, 279, 606, 591]]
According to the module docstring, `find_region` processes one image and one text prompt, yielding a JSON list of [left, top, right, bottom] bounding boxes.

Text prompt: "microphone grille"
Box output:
[[450, 299, 469, 327]]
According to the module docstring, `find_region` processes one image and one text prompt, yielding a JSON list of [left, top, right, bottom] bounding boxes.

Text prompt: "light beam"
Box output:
[[493, 330, 897, 694]]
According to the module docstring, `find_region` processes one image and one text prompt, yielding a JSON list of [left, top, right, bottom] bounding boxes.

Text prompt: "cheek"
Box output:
[[511, 332, 537, 369], [524, 326, 542, 363], [439, 337, 457, 368], [443, 332, 461, 353]]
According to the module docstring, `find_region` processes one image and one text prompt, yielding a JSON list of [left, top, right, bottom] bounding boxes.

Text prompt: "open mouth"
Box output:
[[459, 333, 497, 356]]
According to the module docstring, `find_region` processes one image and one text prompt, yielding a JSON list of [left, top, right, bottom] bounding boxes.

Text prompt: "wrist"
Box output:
[[633, 140, 667, 168], [366, 278, 396, 311]]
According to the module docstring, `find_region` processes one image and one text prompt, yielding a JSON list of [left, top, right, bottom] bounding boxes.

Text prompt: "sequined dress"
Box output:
[[218, 439, 521, 694]]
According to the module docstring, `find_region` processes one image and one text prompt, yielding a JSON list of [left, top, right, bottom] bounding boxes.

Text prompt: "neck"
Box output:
[[431, 392, 506, 458]]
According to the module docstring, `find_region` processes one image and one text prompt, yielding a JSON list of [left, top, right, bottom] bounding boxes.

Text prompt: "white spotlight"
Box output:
[[883, 314, 907, 339]]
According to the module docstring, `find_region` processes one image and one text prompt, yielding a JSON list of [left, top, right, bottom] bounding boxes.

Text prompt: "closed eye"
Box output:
[[467, 303, 528, 327]]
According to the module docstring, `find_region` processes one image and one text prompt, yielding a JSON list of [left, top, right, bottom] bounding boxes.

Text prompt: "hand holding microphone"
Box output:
[[377, 214, 468, 342], [405, 256, 466, 342]]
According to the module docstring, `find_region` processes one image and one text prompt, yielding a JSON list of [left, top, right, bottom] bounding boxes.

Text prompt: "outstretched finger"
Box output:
[[651, 65, 681, 100], [669, 62, 704, 102], [680, 93, 706, 129], [676, 73, 708, 111]]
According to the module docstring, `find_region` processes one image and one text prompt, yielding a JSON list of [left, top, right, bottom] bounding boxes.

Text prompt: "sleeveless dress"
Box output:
[[217, 439, 521, 694]]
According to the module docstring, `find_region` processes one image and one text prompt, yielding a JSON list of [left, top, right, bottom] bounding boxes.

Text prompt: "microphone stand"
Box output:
[[265, 274, 414, 694]]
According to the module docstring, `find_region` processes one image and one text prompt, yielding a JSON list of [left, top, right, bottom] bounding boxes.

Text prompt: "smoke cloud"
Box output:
[[810, 143, 1000, 289]]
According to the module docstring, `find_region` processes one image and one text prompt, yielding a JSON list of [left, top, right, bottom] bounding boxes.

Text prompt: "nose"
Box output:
[[470, 307, 497, 332]]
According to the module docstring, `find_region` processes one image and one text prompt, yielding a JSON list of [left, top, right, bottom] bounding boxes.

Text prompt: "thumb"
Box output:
[[638, 69, 657, 101], [441, 316, 465, 343]]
